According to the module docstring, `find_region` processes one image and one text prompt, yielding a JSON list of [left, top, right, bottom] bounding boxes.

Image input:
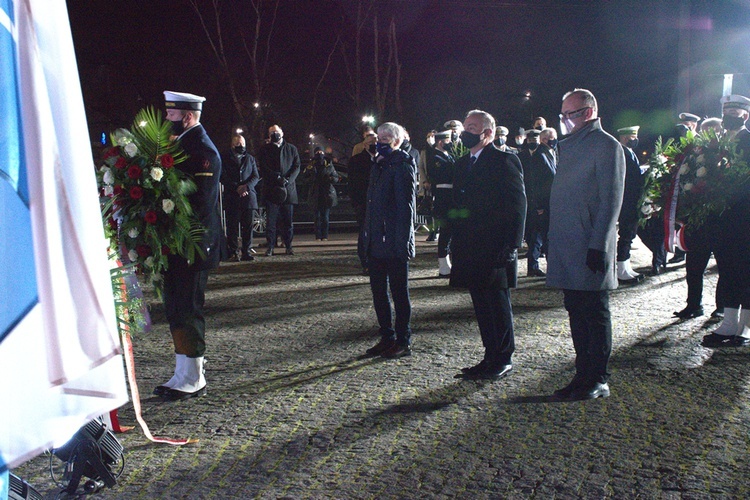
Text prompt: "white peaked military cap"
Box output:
[[164, 90, 206, 111], [678, 112, 700, 122], [496, 126, 509, 136], [720, 95, 750, 111], [444, 119, 463, 130], [617, 126, 640, 135], [434, 130, 452, 140]]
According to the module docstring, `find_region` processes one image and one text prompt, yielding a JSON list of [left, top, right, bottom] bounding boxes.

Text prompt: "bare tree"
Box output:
[[309, 29, 343, 131]]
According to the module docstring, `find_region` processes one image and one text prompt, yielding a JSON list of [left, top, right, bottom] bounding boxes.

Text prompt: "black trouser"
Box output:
[[525, 210, 549, 270], [163, 257, 210, 358], [616, 216, 639, 262], [562, 289, 612, 385], [368, 257, 411, 344], [684, 225, 725, 310], [266, 202, 294, 249], [354, 203, 367, 268], [224, 194, 255, 256], [637, 217, 667, 268], [468, 283, 515, 367]]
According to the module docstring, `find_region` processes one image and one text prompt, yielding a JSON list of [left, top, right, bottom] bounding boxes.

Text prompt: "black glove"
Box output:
[[276, 175, 288, 187], [501, 247, 518, 265], [586, 248, 606, 274]]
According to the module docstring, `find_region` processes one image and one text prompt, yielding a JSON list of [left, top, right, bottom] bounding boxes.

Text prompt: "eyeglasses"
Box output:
[[559, 107, 591, 120]]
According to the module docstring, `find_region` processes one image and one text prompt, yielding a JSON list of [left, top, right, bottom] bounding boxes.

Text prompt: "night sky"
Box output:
[[66, 0, 750, 157]]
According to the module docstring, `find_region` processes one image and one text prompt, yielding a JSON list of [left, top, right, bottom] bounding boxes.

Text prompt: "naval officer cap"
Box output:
[[617, 126, 640, 135], [444, 119, 463, 129], [495, 126, 509, 136], [164, 90, 206, 111], [678, 112, 700, 122], [434, 130, 451, 140], [721, 94, 750, 111], [525, 129, 541, 138]]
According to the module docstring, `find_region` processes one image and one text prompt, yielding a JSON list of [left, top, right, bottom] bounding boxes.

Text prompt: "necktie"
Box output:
[[467, 155, 477, 173]]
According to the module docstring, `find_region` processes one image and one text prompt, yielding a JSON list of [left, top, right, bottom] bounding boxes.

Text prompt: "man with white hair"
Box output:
[[450, 110, 526, 381], [361, 122, 417, 359]]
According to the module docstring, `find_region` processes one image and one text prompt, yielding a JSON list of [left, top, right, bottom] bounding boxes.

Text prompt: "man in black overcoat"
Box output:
[[449, 110, 526, 380], [156, 90, 222, 401], [257, 124, 301, 255], [221, 134, 259, 261]]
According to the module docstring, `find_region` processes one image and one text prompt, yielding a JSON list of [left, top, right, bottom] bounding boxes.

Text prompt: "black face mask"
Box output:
[[723, 115, 746, 131], [495, 137, 506, 147], [315, 155, 325, 165], [270, 131, 282, 143], [527, 143, 538, 151], [233, 146, 245, 154], [367, 143, 377, 155], [547, 138, 558, 149], [626, 138, 639, 149], [460, 130, 482, 149], [534, 125, 543, 131], [170, 119, 185, 136]]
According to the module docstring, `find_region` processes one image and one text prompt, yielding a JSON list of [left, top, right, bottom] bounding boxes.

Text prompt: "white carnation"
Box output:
[[679, 164, 690, 175], [102, 168, 114, 185], [124, 142, 138, 157], [144, 256, 154, 268], [104, 185, 113, 196], [657, 155, 668, 166], [150, 167, 164, 181], [128, 249, 138, 261], [696, 166, 707, 177], [162, 198, 175, 214], [684, 182, 694, 192], [128, 227, 139, 238]]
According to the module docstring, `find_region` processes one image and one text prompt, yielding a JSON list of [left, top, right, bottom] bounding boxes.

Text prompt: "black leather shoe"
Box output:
[[711, 308, 725, 319], [240, 254, 255, 262], [364, 338, 396, 357], [153, 385, 170, 396], [673, 306, 704, 319], [265, 248, 274, 256], [569, 382, 610, 401], [527, 268, 546, 277], [161, 386, 207, 401], [701, 333, 743, 348], [460, 360, 488, 375], [618, 275, 644, 284], [381, 343, 412, 359], [552, 376, 585, 400], [285, 248, 295, 255], [458, 364, 512, 380]]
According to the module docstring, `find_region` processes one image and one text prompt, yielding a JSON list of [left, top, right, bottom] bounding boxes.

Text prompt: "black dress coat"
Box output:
[[220, 149, 260, 210], [618, 145, 644, 225], [257, 140, 301, 204], [174, 124, 222, 270], [449, 145, 527, 289]]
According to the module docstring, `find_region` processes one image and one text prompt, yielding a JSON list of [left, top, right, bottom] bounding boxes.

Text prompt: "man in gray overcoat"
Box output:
[[546, 89, 625, 401]]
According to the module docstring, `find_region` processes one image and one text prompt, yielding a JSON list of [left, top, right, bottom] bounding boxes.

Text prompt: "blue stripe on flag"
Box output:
[[1, 0, 38, 344]]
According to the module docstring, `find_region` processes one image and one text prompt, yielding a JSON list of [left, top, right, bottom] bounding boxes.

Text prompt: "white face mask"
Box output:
[[560, 118, 576, 136]]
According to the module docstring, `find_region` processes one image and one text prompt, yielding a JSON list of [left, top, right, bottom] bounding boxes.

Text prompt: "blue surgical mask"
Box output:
[[375, 142, 393, 156]]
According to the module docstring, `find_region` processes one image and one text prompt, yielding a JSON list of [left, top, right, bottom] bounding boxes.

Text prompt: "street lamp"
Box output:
[[236, 128, 244, 135], [362, 115, 375, 124]]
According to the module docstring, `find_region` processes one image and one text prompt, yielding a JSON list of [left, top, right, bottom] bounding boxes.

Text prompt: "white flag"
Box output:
[[0, 0, 128, 470]]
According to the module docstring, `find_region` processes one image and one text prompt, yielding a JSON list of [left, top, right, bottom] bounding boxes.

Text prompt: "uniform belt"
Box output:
[[435, 184, 453, 188]]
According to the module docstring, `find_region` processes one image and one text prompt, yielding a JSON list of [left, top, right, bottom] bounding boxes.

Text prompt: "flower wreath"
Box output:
[[97, 107, 205, 297]]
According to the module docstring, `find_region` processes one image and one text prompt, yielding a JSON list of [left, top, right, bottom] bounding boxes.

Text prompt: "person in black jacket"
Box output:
[[304, 147, 339, 240], [524, 127, 557, 277], [362, 122, 417, 359], [425, 130, 456, 277], [615, 126, 645, 283], [221, 134, 259, 261], [450, 110, 526, 381], [155, 90, 222, 401], [257, 125, 301, 256]]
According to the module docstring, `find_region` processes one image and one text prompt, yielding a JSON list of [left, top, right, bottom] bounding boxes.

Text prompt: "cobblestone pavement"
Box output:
[[14, 232, 750, 499]]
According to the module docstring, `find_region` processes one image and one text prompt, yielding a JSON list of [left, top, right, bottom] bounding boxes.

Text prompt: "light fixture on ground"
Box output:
[[50, 418, 125, 496]]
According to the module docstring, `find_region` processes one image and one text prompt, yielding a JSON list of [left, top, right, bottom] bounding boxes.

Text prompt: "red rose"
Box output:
[[136, 245, 151, 257], [127, 165, 142, 179], [113, 185, 123, 196], [129, 186, 143, 199], [161, 245, 171, 255], [144, 210, 158, 224], [160, 154, 174, 169], [115, 157, 128, 169], [108, 217, 118, 229], [103, 147, 119, 159]]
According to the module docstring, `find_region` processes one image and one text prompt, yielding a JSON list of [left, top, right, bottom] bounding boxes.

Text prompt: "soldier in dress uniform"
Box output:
[[494, 126, 518, 154], [155, 91, 222, 401], [702, 94, 750, 346], [674, 112, 700, 139], [615, 126, 646, 284], [426, 130, 456, 277]]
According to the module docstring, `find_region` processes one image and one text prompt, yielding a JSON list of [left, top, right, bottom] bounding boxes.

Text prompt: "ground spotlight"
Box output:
[[50, 418, 125, 496], [7, 473, 42, 500]]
